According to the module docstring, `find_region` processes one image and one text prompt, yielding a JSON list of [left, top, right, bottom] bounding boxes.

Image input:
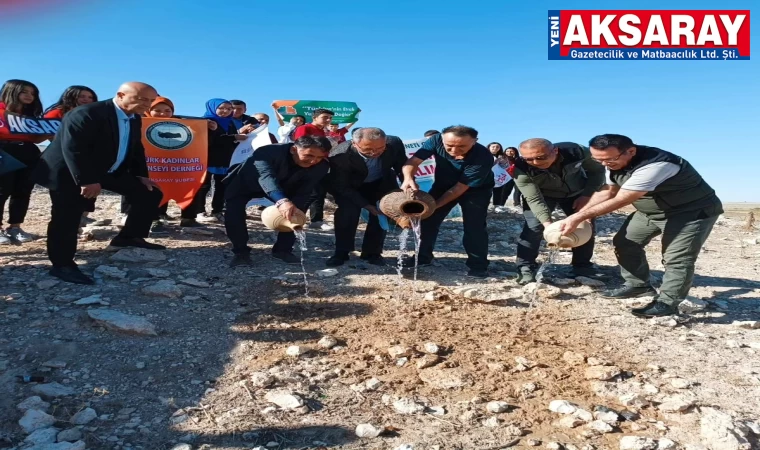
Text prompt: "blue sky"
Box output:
[[2, 0, 757, 201]]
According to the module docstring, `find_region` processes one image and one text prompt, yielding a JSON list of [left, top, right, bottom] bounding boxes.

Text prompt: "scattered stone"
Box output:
[[528, 439, 541, 446], [57, 428, 83, 442], [286, 345, 308, 357], [657, 439, 677, 450], [73, 294, 108, 306], [700, 407, 752, 450], [318, 336, 338, 349], [18, 396, 50, 412], [416, 354, 440, 369], [563, 351, 586, 365], [576, 276, 606, 287], [733, 321, 759, 330], [25, 427, 59, 445], [649, 317, 680, 328], [619, 436, 658, 450], [70, 407, 96, 425], [585, 365, 622, 381], [587, 356, 611, 366], [41, 360, 66, 369], [424, 342, 440, 354], [37, 279, 60, 290], [557, 415, 585, 428], [504, 425, 523, 436], [94, 265, 128, 279], [670, 378, 691, 389], [264, 390, 304, 410], [547, 442, 563, 450], [551, 278, 577, 286], [110, 247, 166, 262], [393, 398, 426, 415], [522, 382, 539, 394], [619, 393, 648, 409], [142, 280, 183, 298], [355, 424, 382, 438], [27, 441, 87, 450], [514, 356, 534, 370], [679, 298, 708, 314], [135, 362, 146, 370], [418, 367, 473, 389], [365, 378, 383, 391], [250, 372, 275, 388], [658, 395, 695, 413], [179, 278, 210, 288], [388, 345, 414, 358], [483, 416, 501, 428], [587, 420, 614, 434], [87, 309, 157, 336], [170, 445, 192, 450], [316, 268, 338, 277], [146, 268, 171, 278], [574, 409, 594, 423], [486, 401, 510, 413], [549, 400, 579, 414], [19, 409, 56, 433], [593, 407, 620, 425], [31, 383, 75, 398]]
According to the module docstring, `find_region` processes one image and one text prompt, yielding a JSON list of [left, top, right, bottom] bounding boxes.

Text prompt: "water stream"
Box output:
[[395, 228, 410, 301], [294, 229, 309, 297], [519, 248, 560, 334], [410, 218, 422, 293]]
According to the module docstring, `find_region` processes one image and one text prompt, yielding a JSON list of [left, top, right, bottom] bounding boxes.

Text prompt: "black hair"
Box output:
[[229, 100, 246, 107], [442, 125, 478, 139], [423, 130, 440, 137], [505, 146, 518, 154], [312, 108, 334, 118], [0, 79, 43, 116], [44, 85, 98, 115], [294, 136, 332, 152], [589, 134, 635, 152], [486, 142, 504, 154], [294, 114, 306, 122]]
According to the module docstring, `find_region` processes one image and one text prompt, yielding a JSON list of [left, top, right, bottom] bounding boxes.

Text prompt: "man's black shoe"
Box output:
[[516, 268, 536, 285], [401, 255, 432, 268], [467, 269, 488, 279], [360, 254, 386, 266], [180, 219, 203, 228], [273, 252, 300, 264], [109, 237, 166, 251], [631, 300, 678, 318], [601, 285, 657, 299], [230, 253, 253, 267], [326, 253, 349, 267], [49, 267, 94, 285], [566, 264, 610, 279]]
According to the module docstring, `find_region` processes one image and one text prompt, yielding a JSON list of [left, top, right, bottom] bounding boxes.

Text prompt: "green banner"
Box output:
[[273, 100, 360, 124]]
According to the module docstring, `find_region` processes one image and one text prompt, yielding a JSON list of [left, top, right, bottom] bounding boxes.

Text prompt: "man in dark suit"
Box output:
[[324, 127, 408, 267], [223, 136, 331, 267], [35, 82, 165, 285]]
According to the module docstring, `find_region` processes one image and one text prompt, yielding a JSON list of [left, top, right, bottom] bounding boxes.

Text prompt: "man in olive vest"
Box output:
[[513, 138, 606, 284], [556, 134, 723, 317]]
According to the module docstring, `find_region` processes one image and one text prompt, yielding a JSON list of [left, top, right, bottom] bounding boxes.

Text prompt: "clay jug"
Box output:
[[261, 205, 307, 232], [543, 220, 593, 249], [379, 189, 437, 221]]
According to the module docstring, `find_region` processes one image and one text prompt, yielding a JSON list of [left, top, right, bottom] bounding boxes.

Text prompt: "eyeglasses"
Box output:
[[522, 155, 551, 163], [592, 150, 628, 164]]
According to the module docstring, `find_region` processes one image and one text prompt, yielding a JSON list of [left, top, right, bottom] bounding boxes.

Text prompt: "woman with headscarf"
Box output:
[[0, 79, 44, 245], [198, 98, 246, 222]]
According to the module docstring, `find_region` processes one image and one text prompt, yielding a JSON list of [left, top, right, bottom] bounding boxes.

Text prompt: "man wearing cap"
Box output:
[[556, 134, 723, 317]]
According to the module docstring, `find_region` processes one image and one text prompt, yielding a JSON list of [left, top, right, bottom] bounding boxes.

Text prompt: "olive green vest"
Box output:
[[515, 143, 592, 198], [609, 146, 723, 219]]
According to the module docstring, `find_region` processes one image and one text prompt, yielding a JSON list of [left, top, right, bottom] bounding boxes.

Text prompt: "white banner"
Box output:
[[229, 125, 273, 167], [492, 164, 512, 187]]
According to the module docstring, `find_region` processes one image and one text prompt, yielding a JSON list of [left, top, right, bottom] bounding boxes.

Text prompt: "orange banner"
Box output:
[[141, 117, 208, 209]]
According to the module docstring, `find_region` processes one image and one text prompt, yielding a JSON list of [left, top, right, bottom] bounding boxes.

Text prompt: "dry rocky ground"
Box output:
[[1, 189, 759, 450]]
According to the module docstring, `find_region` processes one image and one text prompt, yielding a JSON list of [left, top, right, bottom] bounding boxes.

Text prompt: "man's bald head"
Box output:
[[115, 81, 157, 115], [518, 138, 558, 169]]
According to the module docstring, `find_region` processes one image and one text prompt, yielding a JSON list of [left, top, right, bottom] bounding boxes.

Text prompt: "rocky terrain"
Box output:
[[1, 190, 759, 450]]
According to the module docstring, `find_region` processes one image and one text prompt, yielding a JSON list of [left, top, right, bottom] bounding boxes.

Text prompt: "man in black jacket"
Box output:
[[223, 136, 330, 267], [324, 127, 407, 267], [35, 82, 165, 285]]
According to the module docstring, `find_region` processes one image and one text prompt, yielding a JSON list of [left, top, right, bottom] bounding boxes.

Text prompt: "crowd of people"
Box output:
[[0, 79, 724, 318]]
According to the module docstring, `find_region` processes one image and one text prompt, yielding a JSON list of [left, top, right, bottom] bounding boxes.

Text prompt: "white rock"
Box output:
[[594, 409, 620, 424], [585, 365, 622, 381], [416, 354, 440, 369], [171, 445, 193, 450], [264, 390, 304, 410], [73, 294, 108, 306], [18, 396, 50, 412], [31, 383, 75, 398], [19, 409, 56, 433], [94, 265, 128, 279], [179, 278, 210, 288], [733, 321, 759, 330], [549, 400, 578, 414], [658, 395, 695, 413], [418, 367, 473, 389], [547, 443, 563, 450], [393, 398, 426, 415], [574, 409, 594, 423], [576, 276, 606, 287], [483, 416, 502, 428], [87, 309, 157, 335], [57, 428, 83, 442], [286, 345, 307, 357], [679, 298, 708, 314], [355, 423, 382, 438], [700, 407, 751, 450], [557, 415, 585, 428], [25, 427, 59, 444], [620, 436, 658, 450], [388, 345, 413, 358], [588, 420, 614, 434], [318, 336, 338, 349], [394, 445, 415, 450], [657, 439, 677, 450], [316, 268, 338, 277], [551, 278, 577, 286], [538, 285, 562, 298], [365, 378, 383, 391], [671, 378, 691, 389], [250, 372, 275, 388], [424, 342, 440, 354], [486, 401, 510, 413], [70, 407, 97, 425], [142, 280, 183, 298], [110, 248, 166, 262], [528, 439, 542, 447], [619, 393, 648, 409]]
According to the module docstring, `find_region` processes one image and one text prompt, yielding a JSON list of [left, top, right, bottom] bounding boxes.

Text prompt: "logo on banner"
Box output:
[[146, 122, 193, 150], [548, 10, 750, 60]]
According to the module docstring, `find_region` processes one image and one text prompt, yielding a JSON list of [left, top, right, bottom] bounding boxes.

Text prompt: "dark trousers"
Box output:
[[492, 179, 515, 206], [418, 185, 491, 271], [613, 210, 718, 305], [192, 172, 226, 215], [333, 179, 393, 257], [512, 185, 521, 205], [47, 174, 162, 268], [0, 142, 40, 226], [306, 182, 326, 223], [516, 195, 595, 270], [120, 196, 171, 219]]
